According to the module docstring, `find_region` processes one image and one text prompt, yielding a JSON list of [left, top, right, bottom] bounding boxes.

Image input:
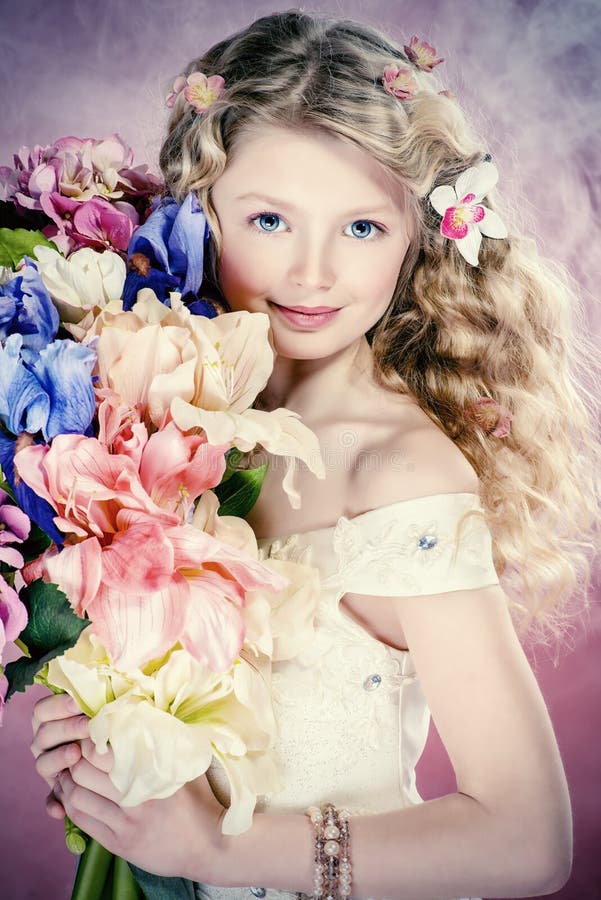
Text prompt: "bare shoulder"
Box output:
[[350, 393, 479, 509]]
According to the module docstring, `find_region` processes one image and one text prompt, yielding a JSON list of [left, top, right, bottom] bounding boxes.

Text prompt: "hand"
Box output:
[[54, 751, 228, 882], [32, 693, 228, 881], [30, 692, 90, 818]]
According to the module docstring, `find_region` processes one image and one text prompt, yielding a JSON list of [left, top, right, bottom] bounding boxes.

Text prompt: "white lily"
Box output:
[[34, 245, 126, 324]]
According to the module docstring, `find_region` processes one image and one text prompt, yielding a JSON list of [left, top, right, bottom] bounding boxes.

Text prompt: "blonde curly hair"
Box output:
[[159, 9, 601, 657]]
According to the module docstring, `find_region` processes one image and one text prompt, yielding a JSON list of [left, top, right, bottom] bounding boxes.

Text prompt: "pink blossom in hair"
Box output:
[[183, 73, 226, 114], [403, 36, 445, 72], [381, 64, 418, 100]]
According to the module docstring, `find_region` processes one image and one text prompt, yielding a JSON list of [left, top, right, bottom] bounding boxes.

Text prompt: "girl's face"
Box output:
[[210, 125, 413, 360]]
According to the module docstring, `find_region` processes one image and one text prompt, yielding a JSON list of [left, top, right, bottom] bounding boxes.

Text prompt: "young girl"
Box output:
[[30, 10, 601, 900]]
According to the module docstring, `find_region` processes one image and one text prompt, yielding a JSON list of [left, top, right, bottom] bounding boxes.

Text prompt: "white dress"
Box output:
[[196, 491, 500, 900]]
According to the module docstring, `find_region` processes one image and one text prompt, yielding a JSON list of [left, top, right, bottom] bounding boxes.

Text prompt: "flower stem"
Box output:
[[70, 838, 114, 900], [112, 856, 143, 899]]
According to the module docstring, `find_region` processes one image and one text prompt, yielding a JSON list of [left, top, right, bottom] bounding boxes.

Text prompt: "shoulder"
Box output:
[[351, 399, 479, 511]]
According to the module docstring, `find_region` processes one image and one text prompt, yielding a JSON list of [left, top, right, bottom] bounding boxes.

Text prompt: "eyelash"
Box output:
[[247, 211, 386, 242]]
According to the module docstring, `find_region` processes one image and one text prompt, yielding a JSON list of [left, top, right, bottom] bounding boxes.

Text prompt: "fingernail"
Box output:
[[67, 697, 80, 714]]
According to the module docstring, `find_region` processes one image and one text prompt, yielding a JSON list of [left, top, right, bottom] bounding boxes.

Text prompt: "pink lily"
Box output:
[[14, 434, 177, 540], [15, 433, 288, 670], [96, 389, 148, 468], [139, 420, 228, 520]]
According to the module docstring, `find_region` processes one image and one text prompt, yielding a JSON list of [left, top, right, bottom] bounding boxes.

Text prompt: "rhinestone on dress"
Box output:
[[363, 673, 382, 691], [417, 534, 438, 550], [249, 888, 266, 897]]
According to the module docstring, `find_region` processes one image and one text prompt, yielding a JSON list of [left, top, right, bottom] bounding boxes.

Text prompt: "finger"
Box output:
[[32, 693, 79, 734], [79, 738, 114, 773], [69, 757, 122, 804], [31, 714, 89, 760], [56, 770, 122, 835], [34, 741, 83, 786], [45, 789, 66, 820]]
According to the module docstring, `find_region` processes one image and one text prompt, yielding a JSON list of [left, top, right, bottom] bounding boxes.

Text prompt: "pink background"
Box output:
[[1, 1, 600, 898]]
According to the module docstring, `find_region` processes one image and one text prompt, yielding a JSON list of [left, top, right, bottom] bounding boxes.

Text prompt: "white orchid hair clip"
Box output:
[[428, 160, 508, 266]]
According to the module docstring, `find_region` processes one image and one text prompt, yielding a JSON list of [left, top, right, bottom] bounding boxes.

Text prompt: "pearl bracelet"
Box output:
[[306, 802, 352, 900]]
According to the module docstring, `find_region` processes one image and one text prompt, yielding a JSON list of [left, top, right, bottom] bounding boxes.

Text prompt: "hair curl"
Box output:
[[159, 9, 601, 658]]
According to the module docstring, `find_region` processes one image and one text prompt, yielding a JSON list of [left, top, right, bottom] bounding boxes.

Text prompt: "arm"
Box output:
[[211, 582, 572, 899], [211, 438, 572, 899]]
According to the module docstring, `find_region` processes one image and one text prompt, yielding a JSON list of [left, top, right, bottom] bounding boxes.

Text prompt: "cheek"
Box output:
[[352, 246, 405, 313], [217, 233, 278, 309]]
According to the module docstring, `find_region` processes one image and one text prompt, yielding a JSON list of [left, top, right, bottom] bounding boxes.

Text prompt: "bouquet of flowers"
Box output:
[[0, 134, 324, 899]]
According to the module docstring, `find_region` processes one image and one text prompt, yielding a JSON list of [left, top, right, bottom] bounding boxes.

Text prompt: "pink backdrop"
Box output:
[[1, 1, 600, 898]]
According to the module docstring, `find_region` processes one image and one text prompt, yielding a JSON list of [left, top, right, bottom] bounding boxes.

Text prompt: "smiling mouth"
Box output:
[[268, 302, 342, 330], [273, 303, 341, 314]]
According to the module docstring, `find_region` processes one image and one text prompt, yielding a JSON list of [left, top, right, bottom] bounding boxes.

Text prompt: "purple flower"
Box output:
[[0, 573, 28, 723], [123, 193, 211, 312], [41, 194, 139, 255], [1, 575, 27, 645], [0, 488, 30, 569]]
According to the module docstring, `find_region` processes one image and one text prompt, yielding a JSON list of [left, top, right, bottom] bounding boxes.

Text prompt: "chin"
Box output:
[[271, 332, 355, 360]]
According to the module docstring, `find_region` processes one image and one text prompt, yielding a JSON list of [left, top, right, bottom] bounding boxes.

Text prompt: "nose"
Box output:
[[288, 232, 335, 291]]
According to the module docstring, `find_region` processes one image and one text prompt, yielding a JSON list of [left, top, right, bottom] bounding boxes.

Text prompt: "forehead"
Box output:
[[214, 124, 408, 215]]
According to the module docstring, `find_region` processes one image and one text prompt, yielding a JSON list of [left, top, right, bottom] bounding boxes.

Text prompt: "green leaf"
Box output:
[[214, 464, 267, 518], [20, 519, 52, 563], [4, 579, 90, 700], [0, 228, 58, 268], [219, 446, 246, 484]]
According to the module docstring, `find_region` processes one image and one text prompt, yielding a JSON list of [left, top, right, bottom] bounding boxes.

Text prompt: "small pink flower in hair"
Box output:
[[404, 36, 445, 72], [465, 397, 512, 438], [382, 64, 418, 100], [429, 161, 508, 265], [183, 72, 226, 113], [165, 75, 187, 108]]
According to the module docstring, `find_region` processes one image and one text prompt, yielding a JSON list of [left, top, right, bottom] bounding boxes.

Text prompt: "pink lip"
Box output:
[[278, 304, 341, 313], [270, 302, 341, 330]]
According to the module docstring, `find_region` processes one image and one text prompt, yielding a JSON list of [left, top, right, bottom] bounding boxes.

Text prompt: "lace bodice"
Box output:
[[200, 491, 498, 900]]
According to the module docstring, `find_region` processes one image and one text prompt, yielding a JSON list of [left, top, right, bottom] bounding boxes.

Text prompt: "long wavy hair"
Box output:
[[159, 9, 601, 657]]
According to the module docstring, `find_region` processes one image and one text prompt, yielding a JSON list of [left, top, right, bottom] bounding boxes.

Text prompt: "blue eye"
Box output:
[[345, 220, 381, 240], [251, 213, 285, 233]]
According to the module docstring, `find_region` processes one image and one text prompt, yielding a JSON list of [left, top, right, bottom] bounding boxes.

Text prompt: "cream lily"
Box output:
[[88, 290, 325, 506], [46, 632, 283, 834]]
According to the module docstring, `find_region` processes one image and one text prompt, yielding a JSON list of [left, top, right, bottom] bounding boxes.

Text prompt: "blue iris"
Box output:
[[122, 192, 216, 315], [0, 261, 97, 540], [349, 220, 374, 238], [0, 262, 59, 351], [256, 214, 281, 232]]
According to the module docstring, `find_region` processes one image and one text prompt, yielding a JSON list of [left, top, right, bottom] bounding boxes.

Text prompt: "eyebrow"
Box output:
[[234, 192, 395, 217]]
